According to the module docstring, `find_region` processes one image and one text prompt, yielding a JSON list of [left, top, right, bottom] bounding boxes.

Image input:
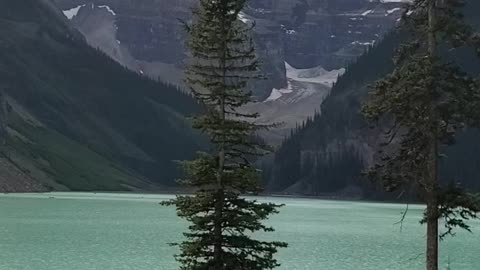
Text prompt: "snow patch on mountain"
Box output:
[[265, 89, 283, 102], [351, 40, 375, 46], [264, 62, 345, 103], [361, 10, 373, 16], [98, 5, 116, 16], [265, 84, 294, 102], [63, 4, 85, 20], [244, 62, 344, 143], [63, 4, 116, 20], [238, 12, 253, 24], [386, 8, 402, 14], [285, 62, 345, 87]]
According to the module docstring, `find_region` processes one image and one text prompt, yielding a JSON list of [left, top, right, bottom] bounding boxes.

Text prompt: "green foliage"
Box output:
[[164, 0, 286, 269], [363, 0, 480, 237], [435, 185, 480, 239]]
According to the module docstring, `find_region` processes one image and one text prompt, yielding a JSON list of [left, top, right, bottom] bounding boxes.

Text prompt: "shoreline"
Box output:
[[1, 190, 424, 206]]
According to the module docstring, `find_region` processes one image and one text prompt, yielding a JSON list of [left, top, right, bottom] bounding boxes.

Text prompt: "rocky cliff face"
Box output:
[[53, 0, 285, 98], [51, 0, 405, 145], [54, 0, 404, 98], [242, 63, 345, 144], [270, 5, 480, 196], [248, 0, 406, 69]]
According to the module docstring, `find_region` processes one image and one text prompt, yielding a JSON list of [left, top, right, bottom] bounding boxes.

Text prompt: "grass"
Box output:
[[8, 113, 147, 191]]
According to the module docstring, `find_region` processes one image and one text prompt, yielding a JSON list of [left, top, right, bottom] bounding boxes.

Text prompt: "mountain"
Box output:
[[247, 0, 407, 69], [270, 4, 480, 197], [241, 63, 345, 144], [51, 0, 405, 143], [0, 0, 201, 192]]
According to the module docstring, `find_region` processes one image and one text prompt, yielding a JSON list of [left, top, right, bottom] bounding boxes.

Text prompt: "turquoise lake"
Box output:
[[0, 193, 478, 270]]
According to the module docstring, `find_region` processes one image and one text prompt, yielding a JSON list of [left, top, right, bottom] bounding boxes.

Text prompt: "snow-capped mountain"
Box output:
[[53, 0, 405, 142], [54, 0, 404, 91], [242, 62, 345, 144]]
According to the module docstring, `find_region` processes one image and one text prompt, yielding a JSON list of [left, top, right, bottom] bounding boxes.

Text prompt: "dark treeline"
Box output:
[[271, 31, 401, 197]]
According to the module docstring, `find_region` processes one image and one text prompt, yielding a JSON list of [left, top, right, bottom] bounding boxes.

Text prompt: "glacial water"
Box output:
[[0, 193, 478, 270]]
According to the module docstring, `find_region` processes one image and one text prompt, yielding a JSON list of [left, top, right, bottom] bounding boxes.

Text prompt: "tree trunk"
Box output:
[[426, 192, 439, 270], [213, 188, 224, 269], [426, 1, 439, 270], [213, 4, 228, 267], [213, 72, 226, 270]]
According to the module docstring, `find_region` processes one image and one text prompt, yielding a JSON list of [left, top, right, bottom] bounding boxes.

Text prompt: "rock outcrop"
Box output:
[[248, 0, 406, 69]]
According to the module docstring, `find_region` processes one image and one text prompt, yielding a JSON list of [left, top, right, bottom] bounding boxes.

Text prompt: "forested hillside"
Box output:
[[0, 0, 202, 192], [270, 2, 480, 197]]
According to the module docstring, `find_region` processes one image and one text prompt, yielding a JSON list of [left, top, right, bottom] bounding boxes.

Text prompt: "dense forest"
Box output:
[[271, 2, 480, 197]]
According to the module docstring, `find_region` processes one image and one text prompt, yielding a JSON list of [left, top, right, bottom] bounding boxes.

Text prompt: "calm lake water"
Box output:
[[0, 193, 478, 270]]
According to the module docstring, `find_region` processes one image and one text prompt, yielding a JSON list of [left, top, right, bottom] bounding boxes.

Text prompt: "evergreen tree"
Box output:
[[163, 0, 287, 269], [362, 1, 480, 269]]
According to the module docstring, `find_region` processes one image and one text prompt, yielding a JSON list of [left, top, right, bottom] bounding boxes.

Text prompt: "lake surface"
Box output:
[[0, 193, 478, 270]]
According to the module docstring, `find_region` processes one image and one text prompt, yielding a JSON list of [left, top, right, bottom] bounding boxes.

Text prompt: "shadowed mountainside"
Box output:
[[0, 0, 202, 192], [271, 4, 480, 197]]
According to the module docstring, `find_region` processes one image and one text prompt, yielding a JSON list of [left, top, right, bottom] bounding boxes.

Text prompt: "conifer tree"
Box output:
[[163, 0, 287, 269], [363, 1, 480, 270]]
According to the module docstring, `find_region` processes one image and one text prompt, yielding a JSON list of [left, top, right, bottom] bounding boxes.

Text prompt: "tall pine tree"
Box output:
[[363, 1, 480, 270], [163, 0, 287, 269]]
